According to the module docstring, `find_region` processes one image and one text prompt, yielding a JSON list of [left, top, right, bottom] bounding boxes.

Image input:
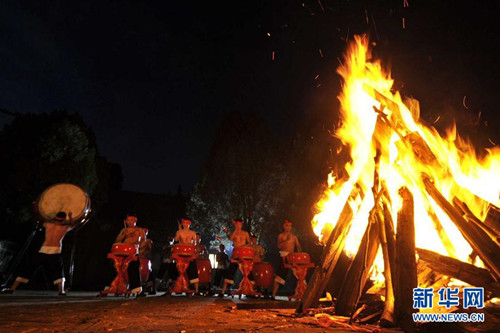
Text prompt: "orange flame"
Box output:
[[312, 35, 500, 278]]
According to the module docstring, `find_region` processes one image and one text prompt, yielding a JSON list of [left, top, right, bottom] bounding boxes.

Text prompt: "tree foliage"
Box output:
[[187, 111, 283, 249], [0, 111, 98, 233]]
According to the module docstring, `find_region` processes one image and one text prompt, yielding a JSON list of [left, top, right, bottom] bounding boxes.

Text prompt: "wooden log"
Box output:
[[416, 248, 500, 296], [423, 174, 500, 280], [484, 203, 500, 237], [453, 198, 500, 245], [335, 217, 380, 316], [296, 184, 361, 315], [394, 187, 417, 332], [376, 208, 395, 327]]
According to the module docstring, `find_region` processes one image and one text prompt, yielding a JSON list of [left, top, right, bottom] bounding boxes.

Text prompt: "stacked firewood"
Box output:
[[296, 87, 500, 332]]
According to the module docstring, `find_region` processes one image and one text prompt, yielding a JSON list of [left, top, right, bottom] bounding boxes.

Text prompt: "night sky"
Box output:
[[1, 1, 499, 194]]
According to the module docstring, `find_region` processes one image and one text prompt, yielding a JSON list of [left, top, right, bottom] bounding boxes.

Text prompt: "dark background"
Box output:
[[1, 0, 500, 290], [1, 0, 498, 194]]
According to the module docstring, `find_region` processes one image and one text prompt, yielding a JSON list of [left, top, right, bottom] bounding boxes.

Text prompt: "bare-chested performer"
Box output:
[[2, 212, 73, 295], [219, 219, 251, 297], [110, 214, 146, 295], [250, 235, 265, 262], [272, 220, 302, 299], [173, 218, 199, 294]]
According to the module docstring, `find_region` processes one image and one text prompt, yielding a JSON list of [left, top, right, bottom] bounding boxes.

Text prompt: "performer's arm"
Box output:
[[115, 229, 126, 242], [173, 230, 181, 243]]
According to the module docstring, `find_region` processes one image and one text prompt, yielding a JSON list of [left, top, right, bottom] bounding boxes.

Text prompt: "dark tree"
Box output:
[[187, 111, 283, 248]]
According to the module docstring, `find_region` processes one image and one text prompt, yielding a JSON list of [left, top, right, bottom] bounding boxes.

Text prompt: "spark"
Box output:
[[314, 74, 319, 80], [267, 32, 271, 37], [402, 17, 406, 29], [433, 115, 441, 124], [317, 0, 325, 12], [318, 49, 324, 58], [371, 14, 379, 40], [316, 83, 322, 88], [488, 138, 496, 146], [272, 51, 275, 61], [403, 0, 409, 7], [365, 9, 369, 24], [337, 57, 343, 65], [463, 96, 469, 109]]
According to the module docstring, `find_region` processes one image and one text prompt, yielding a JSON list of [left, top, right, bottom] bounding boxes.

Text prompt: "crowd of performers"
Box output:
[[2, 213, 308, 300]]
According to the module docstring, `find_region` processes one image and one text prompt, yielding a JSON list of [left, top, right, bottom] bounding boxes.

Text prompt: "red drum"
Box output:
[[140, 258, 152, 282], [287, 252, 311, 265], [172, 244, 196, 257], [232, 247, 255, 260], [196, 259, 212, 284], [252, 262, 274, 289], [111, 243, 138, 256]]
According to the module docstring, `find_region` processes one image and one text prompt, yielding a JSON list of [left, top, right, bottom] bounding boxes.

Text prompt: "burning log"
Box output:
[[416, 248, 500, 296], [335, 217, 380, 316], [394, 187, 417, 332], [296, 185, 360, 314], [376, 207, 396, 327], [484, 203, 500, 237], [453, 198, 500, 245], [423, 175, 500, 280]]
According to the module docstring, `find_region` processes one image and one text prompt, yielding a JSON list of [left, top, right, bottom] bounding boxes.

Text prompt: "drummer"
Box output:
[[219, 219, 252, 297], [110, 214, 145, 295], [2, 212, 73, 295], [173, 218, 200, 294], [272, 220, 302, 299], [250, 235, 265, 262], [195, 233, 208, 259]]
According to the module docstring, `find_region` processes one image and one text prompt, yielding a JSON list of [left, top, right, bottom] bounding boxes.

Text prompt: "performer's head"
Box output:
[[180, 218, 192, 229], [54, 211, 67, 222], [250, 234, 258, 245], [232, 218, 243, 230], [219, 244, 225, 252], [124, 214, 138, 227], [283, 219, 292, 232], [196, 232, 201, 242]]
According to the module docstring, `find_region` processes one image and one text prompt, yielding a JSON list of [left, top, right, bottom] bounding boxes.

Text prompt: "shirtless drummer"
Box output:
[[219, 219, 251, 297], [272, 220, 302, 299], [172, 218, 200, 294], [2, 212, 74, 295], [110, 214, 146, 295]]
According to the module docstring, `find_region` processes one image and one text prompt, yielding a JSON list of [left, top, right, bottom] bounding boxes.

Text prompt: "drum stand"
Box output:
[[170, 254, 194, 294], [100, 253, 137, 296], [232, 257, 261, 298], [285, 260, 314, 300]]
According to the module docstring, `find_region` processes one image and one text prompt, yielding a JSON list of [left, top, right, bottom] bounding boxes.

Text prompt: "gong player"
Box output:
[[2, 212, 74, 295], [104, 214, 146, 295]]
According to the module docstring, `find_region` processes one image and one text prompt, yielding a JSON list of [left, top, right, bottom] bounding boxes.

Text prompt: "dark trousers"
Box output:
[[127, 260, 141, 290]]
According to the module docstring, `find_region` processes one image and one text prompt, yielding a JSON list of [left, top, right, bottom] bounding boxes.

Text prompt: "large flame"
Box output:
[[312, 35, 500, 275]]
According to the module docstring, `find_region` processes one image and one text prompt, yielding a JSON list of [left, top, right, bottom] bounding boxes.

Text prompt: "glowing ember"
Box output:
[[312, 35, 500, 280]]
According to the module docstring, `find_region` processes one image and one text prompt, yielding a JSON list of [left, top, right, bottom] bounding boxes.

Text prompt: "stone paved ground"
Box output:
[[0, 291, 390, 333]]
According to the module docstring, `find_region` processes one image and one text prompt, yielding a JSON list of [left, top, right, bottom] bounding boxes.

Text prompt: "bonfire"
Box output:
[[297, 35, 500, 331]]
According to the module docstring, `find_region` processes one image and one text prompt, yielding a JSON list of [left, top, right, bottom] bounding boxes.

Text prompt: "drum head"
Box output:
[[38, 183, 89, 222]]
